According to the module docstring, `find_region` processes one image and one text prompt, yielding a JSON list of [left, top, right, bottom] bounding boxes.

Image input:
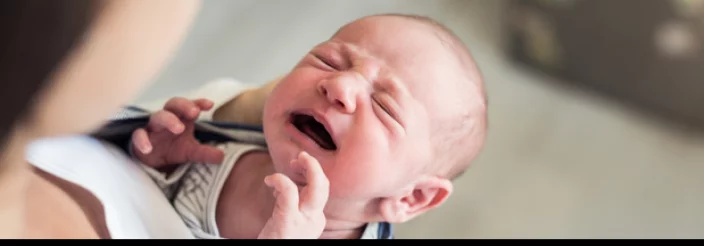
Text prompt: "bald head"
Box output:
[[409, 15, 487, 180], [351, 14, 488, 180], [329, 14, 487, 181]]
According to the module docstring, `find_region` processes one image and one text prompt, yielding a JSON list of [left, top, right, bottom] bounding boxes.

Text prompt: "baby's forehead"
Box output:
[[332, 17, 462, 99], [334, 18, 444, 63]]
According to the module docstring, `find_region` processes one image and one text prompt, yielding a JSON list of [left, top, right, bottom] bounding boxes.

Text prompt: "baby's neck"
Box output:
[[216, 150, 366, 239]]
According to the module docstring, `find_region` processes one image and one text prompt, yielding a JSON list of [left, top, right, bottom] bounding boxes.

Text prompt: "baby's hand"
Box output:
[[131, 97, 225, 169], [258, 152, 329, 239]]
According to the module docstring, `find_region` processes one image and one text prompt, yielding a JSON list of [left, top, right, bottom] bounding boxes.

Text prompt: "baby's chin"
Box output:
[[269, 154, 308, 185], [263, 138, 298, 168]]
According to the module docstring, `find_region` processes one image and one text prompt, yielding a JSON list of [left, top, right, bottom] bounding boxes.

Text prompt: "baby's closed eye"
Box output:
[[312, 54, 339, 71]]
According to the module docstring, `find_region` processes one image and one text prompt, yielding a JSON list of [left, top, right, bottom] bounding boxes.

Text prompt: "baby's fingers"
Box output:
[[148, 110, 185, 134], [164, 97, 213, 121], [264, 173, 300, 216], [193, 98, 215, 111], [185, 144, 225, 164], [131, 128, 152, 154], [298, 152, 329, 214]]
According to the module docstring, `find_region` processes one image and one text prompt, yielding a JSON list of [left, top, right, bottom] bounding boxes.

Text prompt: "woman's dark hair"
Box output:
[[0, 0, 99, 147]]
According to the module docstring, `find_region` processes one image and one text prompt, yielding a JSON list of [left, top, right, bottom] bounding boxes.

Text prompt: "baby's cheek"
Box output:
[[327, 171, 375, 198], [325, 158, 394, 199]]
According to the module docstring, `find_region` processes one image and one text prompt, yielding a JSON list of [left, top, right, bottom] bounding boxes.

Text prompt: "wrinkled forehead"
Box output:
[[332, 16, 465, 117]]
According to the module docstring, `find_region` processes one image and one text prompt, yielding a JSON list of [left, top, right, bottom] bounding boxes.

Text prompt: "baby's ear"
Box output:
[[379, 176, 453, 223]]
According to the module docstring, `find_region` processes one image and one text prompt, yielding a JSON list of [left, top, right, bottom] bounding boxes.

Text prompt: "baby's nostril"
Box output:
[[320, 87, 328, 96], [335, 100, 344, 108]]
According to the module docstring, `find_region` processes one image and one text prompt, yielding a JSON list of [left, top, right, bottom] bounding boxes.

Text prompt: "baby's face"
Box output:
[[262, 16, 464, 206]]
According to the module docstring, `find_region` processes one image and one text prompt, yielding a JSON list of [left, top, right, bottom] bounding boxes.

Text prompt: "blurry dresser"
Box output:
[[506, 0, 704, 131]]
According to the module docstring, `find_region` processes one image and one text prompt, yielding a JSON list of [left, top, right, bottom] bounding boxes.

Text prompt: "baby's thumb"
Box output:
[[186, 144, 225, 164], [264, 174, 300, 216]]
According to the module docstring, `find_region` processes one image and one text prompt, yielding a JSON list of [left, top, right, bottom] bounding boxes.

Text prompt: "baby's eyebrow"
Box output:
[[337, 41, 409, 97], [340, 42, 371, 61], [378, 72, 409, 97]]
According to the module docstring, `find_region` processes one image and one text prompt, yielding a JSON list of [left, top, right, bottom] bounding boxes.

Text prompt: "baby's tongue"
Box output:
[[303, 124, 329, 149]]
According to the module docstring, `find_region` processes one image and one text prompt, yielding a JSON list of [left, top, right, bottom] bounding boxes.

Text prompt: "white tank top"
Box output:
[[26, 135, 195, 239]]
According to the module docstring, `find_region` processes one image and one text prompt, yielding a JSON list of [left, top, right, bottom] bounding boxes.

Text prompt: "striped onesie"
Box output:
[[140, 141, 391, 239]]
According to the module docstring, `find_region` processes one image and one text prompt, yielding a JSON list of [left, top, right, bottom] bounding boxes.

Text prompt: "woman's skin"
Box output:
[[0, 0, 201, 238]]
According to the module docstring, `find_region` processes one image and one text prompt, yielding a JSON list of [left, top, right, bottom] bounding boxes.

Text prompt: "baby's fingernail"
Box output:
[[173, 123, 184, 132], [263, 176, 272, 185], [299, 151, 309, 158], [141, 146, 152, 154]]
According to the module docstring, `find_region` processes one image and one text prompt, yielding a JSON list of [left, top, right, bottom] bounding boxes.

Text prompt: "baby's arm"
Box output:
[[212, 76, 281, 125]]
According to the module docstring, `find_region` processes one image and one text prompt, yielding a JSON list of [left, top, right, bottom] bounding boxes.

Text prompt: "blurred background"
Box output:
[[135, 0, 704, 238]]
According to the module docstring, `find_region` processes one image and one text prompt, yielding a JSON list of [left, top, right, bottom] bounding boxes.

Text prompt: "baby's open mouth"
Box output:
[[291, 113, 337, 151]]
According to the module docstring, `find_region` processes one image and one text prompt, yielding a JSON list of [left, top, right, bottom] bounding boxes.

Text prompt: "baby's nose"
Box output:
[[317, 73, 364, 114]]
